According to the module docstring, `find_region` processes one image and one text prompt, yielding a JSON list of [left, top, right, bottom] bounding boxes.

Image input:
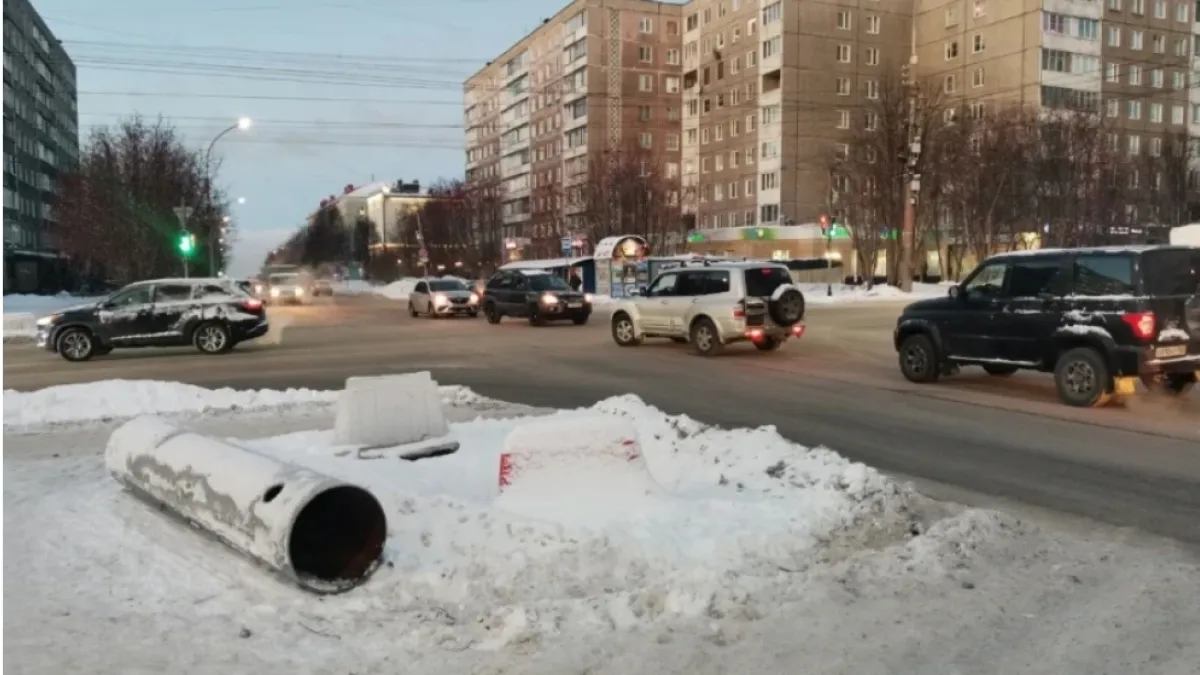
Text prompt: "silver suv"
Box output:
[[609, 261, 806, 356]]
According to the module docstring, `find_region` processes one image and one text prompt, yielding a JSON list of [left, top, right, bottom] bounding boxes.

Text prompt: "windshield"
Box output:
[[269, 274, 298, 285], [528, 274, 571, 291], [429, 279, 467, 292]]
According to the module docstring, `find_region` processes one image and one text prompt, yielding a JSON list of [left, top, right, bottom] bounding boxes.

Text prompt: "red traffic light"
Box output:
[[819, 214, 830, 227]]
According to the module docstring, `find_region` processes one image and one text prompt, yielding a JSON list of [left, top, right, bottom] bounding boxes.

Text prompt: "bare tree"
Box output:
[[55, 116, 229, 283], [1138, 129, 1196, 236], [576, 147, 684, 252], [464, 175, 504, 273]]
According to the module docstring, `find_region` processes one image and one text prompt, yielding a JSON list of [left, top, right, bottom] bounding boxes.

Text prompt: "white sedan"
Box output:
[[408, 278, 480, 318]]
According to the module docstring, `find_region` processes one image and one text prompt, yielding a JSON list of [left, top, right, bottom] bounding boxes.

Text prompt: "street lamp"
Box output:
[[203, 117, 252, 276]]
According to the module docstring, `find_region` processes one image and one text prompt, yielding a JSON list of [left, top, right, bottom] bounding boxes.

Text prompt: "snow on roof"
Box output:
[[517, 269, 550, 276], [994, 245, 1170, 258], [129, 277, 230, 286], [501, 256, 591, 270]]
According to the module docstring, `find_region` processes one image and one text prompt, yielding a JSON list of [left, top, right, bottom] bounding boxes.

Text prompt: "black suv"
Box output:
[[36, 277, 269, 362], [894, 246, 1200, 407], [481, 270, 591, 326]]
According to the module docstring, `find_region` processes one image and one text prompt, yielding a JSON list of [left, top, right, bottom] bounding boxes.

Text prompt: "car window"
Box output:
[[528, 274, 570, 291], [1141, 249, 1200, 296], [1006, 257, 1065, 297], [429, 279, 466, 292], [700, 270, 731, 295], [193, 284, 229, 300], [676, 272, 709, 296], [154, 284, 194, 302], [963, 262, 1007, 297], [487, 274, 509, 290], [743, 267, 790, 297], [1072, 254, 1135, 296], [647, 273, 679, 297], [269, 274, 298, 285], [414, 281, 428, 293], [106, 285, 153, 307]]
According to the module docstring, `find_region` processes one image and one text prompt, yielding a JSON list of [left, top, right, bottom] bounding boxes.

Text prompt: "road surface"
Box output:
[[5, 293, 1199, 543]]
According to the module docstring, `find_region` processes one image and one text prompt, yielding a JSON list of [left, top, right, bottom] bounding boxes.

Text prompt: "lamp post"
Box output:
[[203, 117, 252, 276]]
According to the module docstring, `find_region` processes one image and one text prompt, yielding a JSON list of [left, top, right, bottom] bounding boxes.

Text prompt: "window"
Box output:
[[667, 20, 679, 35], [943, 74, 957, 94], [1128, 134, 1141, 155], [837, 44, 852, 63], [1154, 0, 1165, 18], [964, 262, 1007, 297], [1105, 62, 1119, 82], [1129, 65, 1142, 85], [866, 15, 880, 34], [866, 48, 879, 66], [761, 104, 781, 124], [865, 111, 877, 130], [638, 74, 653, 91], [665, 76, 680, 93], [744, 267, 793, 298], [639, 17, 653, 33], [1072, 255, 1134, 296], [1142, 249, 1200, 295], [155, 284, 195, 303], [1150, 102, 1163, 123], [1128, 100, 1142, 119], [761, 171, 779, 190], [762, 36, 781, 58], [638, 105, 651, 121], [1131, 30, 1143, 50], [760, 204, 780, 223], [945, 41, 959, 60], [647, 273, 679, 297], [945, 6, 959, 26], [836, 77, 851, 95], [639, 46, 653, 62], [1107, 26, 1121, 47], [107, 285, 154, 307], [1178, 2, 1190, 22], [837, 10, 852, 29], [1153, 34, 1166, 54], [972, 67, 985, 88], [972, 34, 985, 53], [1042, 49, 1068, 73], [1174, 71, 1186, 89], [666, 49, 680, 65], [1106, 98, 1120, 118], [1006, 258, 1066, 298], [837, 109, 850, 129], [864, 79, 879, 99], [763, 2, 781, 24], [1044, 13, 1066, 33], [1173, 104, 1185, 124], [1151, 136, 1162, 156], [1151, 69, 1163, 88]]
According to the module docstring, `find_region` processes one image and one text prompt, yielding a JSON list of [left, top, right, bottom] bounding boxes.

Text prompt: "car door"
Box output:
[[507, 274, 531, 315], [411, 281, 430, 311], [144, 282, 197, 343], [943, 260, 1009, 360], [95, 284, 156, 344], [992, 255, 1069, 365], [639, 272, 680, 333]]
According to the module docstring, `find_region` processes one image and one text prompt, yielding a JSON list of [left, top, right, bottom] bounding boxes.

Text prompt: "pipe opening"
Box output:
[[288, 486, 387, 588], [263, 484, 283, 503]]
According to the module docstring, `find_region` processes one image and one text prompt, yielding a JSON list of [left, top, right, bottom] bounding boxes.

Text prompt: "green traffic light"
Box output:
[[178, 233, 195, 255]]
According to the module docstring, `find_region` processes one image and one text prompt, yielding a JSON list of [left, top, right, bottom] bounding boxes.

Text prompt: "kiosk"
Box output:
[[594, 235, 650, 299]]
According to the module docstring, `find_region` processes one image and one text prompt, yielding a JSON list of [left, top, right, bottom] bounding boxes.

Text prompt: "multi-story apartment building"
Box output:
[[3, 0, 79, 292], [683, 0, 914, 231], [463, 0, 684, 261]]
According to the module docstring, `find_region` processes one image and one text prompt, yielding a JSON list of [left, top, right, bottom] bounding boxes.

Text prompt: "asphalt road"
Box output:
[[5, 294, 1200, 543]]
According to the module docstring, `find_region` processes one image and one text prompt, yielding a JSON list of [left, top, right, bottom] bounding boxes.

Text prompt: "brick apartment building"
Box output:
[[463, 0, 684, 261], [466, 0, 1200, 261]]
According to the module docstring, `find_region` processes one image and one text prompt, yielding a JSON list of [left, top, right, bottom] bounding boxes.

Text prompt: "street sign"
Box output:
[[560, 236, 572, 255]]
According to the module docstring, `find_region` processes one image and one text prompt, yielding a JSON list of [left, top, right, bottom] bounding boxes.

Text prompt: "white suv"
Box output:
[[609, 262, 806, 356]]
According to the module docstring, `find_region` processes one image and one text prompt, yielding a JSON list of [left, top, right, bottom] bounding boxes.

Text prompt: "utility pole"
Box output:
[[899, 46, 921, 293], [173, 205, 194, 278]]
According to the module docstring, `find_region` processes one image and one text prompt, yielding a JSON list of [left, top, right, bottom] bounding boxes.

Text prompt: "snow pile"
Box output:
[[336, 280, 381, 294], [3, 292, 106, 315], [801, 282, 947, 305], [3, 379, 490, 430], [375, 276, 478, 301]]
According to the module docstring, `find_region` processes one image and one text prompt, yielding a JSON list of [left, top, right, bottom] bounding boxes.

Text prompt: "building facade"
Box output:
[[3, 0, 79, 292], [464, 0, 685, 261]]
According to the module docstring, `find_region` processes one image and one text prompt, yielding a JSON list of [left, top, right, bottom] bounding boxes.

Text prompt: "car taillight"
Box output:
[[733, 300, 745, 318], [241, 299, 264, 311], [1121, 311, 1155, 340]]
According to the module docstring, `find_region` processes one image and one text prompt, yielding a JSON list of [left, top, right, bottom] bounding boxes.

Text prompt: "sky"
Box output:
[[36, 0, 576, 277]]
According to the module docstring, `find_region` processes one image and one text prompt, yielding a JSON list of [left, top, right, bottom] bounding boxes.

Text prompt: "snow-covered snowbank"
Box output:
[[802, 282, 948, 305], [3, 293, 107, 340], [2, 378, 488, 430]]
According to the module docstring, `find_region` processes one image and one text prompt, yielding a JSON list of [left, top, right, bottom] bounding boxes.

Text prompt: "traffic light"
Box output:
[[178, 232, 196, 255], [819, 214, 830, 237]]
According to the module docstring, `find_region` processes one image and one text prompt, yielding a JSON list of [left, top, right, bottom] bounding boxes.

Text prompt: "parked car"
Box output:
[[35, 277, 268, 362], [608, 261, 806, 355], [481, 270, 591, 326], [265, 271, 313, 305], [408, 277, 480, 318], [894, 245, 1200, 407]]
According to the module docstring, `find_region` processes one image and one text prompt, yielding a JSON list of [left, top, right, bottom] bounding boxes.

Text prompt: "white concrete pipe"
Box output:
[[105, 415, 388, 594]]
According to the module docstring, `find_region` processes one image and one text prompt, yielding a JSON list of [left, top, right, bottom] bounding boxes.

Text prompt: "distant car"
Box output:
[[408, 277, 480, 318], [265, 272, 313, 305], [313, 278, 335, 297], [609, 261, 805, 355], [481, 269, 592, 326], [35, 277, 268, 362]]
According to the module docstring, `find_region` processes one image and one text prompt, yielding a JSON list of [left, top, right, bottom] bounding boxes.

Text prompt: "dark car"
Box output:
[[36, 277, 269, 362], [893, 246, 1200, 407], [481, 269, 592, 326]]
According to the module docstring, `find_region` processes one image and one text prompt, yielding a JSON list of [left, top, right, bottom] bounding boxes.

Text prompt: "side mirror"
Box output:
[[948, 285, 961, 299]]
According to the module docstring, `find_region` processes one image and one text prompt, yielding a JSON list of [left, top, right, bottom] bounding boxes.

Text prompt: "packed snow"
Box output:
[[4, 380, 1199, 674], [3, 292, 106, 340], [2, 378, 487, 430], [801, 282, 948, 305]]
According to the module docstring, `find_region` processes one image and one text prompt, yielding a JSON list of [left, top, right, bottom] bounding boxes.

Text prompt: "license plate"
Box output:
[[1155, 345, 1188, 359], [568, 302, 582, 308]]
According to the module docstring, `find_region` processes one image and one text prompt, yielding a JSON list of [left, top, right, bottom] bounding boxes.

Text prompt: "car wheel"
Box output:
[[193, 321, 233, 355], [611, 313, 642, 346], [408, 303, 418, 317], [1140, 372, 1197, 397], [898, 333, 940, 383], [754, 337, 783, 351], [57, 327, 96, 362], [1055, 347, 1112, 408], [690, 318, 723, 357], [485, 303, 502, 324], [572, 315, 589, 326], [983, 364, 1019, 376]]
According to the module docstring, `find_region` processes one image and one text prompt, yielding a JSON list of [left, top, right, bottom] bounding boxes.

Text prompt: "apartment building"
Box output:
[[918, 0, 1196, 164], [4, 0, 79, 292], [463, 0, 684, 261], [683, 0, 915, 231]]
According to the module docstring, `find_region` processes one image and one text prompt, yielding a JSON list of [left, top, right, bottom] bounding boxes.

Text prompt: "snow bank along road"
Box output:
[[4, 386, 1199, 674], [5, 293, 1198, 544]]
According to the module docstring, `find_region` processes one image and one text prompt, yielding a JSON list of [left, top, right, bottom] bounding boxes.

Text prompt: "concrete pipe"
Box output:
[[105, 415, 388, 594]]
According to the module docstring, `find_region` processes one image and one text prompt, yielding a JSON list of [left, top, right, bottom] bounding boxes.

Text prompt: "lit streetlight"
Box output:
[[202, 117, 253, 276]]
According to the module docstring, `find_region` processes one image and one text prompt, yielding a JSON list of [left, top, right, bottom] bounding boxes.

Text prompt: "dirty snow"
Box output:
[[801, 282, 947, 305], [3, 385, 1199, 674], [2, 378, 489, 430]]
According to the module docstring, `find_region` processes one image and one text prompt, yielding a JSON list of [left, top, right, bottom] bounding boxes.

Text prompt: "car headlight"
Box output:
[[254, 285, 263, 294], [270, 287, 281, 297], [295, 287, 304, 296], [541, 293, 559, 305], [433, 293, 449, 305], [584, 293, 594, 303], [35, 314, 60, 327], [468, 292, 479, 304]]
